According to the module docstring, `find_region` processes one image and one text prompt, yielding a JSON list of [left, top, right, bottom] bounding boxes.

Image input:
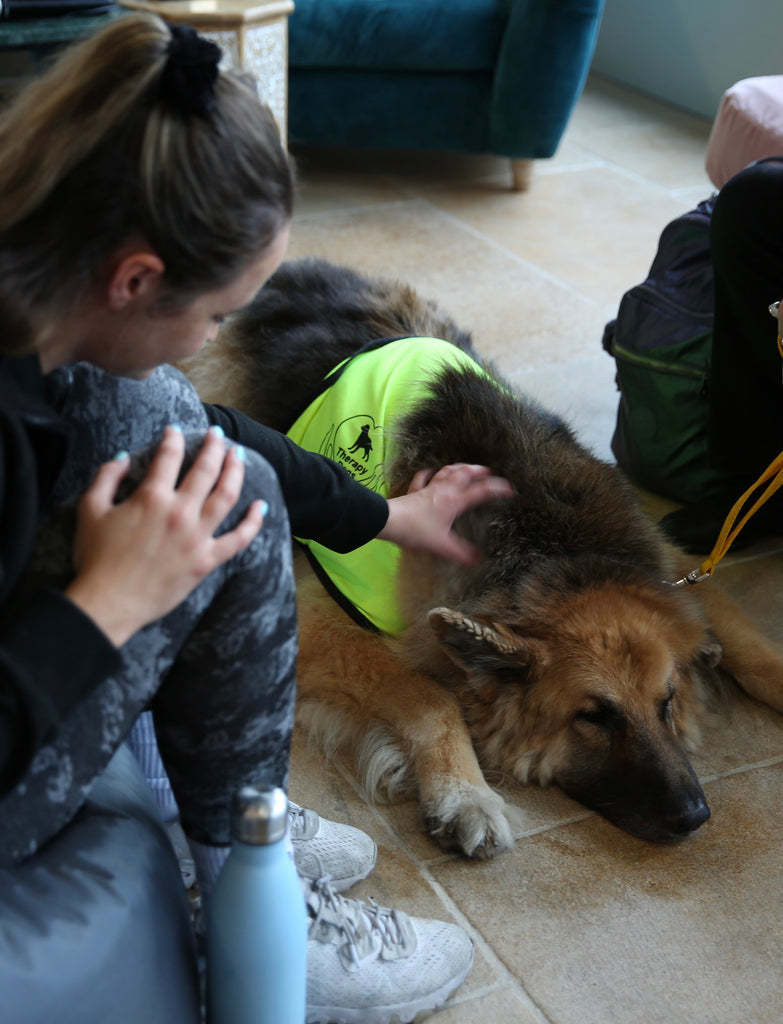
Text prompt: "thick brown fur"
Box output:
[[183, 257, 783, 857]]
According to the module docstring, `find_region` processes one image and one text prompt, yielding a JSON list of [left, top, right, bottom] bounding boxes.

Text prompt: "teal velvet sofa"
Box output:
[[287, 0, 605, 189]]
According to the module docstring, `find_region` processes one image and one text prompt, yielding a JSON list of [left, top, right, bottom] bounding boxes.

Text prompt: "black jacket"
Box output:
[[0, 355, 388, 795]]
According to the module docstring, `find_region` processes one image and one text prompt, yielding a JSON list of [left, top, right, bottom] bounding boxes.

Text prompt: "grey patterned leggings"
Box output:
[[0, 363, 298, 866]]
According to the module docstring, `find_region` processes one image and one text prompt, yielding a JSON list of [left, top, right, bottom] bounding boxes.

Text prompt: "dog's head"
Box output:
[[428, 583, 721, 842]]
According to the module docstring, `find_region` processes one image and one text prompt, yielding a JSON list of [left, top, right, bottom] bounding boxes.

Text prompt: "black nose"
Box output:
[[668, 797, 711, 836]]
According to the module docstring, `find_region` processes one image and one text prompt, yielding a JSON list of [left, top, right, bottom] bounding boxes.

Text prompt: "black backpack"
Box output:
[[602, 196, 734, 504]]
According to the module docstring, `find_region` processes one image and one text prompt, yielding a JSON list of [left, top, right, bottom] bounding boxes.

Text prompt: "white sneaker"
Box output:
[[289, 802, 378, 892], [305, 877, 474, 1024]]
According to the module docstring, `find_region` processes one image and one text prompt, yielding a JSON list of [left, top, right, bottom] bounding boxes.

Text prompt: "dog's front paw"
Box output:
[[423, 784, 525, 859]]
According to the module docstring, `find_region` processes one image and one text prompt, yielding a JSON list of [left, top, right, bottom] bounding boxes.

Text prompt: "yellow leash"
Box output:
[[669, 452, 783, 586], [669, 301, 783, 588]]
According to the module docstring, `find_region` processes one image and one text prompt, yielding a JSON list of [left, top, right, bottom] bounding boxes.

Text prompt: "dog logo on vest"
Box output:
[[314, 413, 386, 491], [348, 424, 373, 461]]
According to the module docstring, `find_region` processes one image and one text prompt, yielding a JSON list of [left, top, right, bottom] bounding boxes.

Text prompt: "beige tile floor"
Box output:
[[283, 74, 783, 1024]]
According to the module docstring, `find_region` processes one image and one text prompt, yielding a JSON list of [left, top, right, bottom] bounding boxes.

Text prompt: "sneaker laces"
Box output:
[[288, 801, 318, 841], [306, 874, 417, 972]]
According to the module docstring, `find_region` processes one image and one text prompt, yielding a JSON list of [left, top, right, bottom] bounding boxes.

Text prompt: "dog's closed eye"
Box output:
[[573, 700, 621, 731]]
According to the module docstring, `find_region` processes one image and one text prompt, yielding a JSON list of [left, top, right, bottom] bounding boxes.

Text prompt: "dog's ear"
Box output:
[[697, 631, 723, 668], [428, 606, 543, 681]]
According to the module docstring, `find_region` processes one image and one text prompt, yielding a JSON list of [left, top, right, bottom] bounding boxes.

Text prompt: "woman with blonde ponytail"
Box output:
[[0, 14, 502, 1021]]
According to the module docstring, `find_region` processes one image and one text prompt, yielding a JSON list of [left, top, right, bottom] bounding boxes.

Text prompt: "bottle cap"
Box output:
[[231, 785, 289, 845]]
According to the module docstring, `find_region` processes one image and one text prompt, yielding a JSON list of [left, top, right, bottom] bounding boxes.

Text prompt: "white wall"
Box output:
[[592, 0, 783, 120]]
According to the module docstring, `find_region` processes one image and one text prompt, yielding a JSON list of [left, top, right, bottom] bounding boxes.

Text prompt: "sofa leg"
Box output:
[[511, 158, 533, 191]]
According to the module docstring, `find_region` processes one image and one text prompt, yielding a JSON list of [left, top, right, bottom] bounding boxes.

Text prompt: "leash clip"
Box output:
[[664, 567, 712, 589]]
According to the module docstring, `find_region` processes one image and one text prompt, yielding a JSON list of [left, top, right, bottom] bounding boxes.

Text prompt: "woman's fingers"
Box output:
[[79, 450, 131, 515], [210, 498, 266, 564], [175, 425, 233, 503], [448, 466, 515, 510], [198, 443, 248, 533], [408, 463, 493, 494], [123, 427, 266, 560], [139, 424, 188, 492], [132, 427, 251, 538], [407, 463, 513, 511], [407, 467, 437, 492]]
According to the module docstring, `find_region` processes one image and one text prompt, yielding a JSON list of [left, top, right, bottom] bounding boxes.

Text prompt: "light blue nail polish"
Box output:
[[113, 450, 129, 461], [234, 445, 246, 462], [259, 500, 269, 517], [169, 423, 183, 433], [209, 424, 225, 439]]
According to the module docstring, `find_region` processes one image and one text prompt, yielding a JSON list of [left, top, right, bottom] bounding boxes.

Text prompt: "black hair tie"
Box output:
[[159, 24, 221, 118]]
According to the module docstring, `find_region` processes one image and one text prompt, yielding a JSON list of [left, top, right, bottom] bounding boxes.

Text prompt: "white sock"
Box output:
[[188, 837, 231, 902], [127, 712, 180, 823]]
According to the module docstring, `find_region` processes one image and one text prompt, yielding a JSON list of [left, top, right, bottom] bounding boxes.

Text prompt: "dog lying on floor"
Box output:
[[184, 257, 783, 858]]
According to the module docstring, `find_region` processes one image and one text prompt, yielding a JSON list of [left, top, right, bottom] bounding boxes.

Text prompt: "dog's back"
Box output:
[[186, 257, 478, 432]]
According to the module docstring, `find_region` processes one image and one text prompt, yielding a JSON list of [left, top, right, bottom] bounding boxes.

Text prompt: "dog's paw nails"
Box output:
[[424, 793, 522, 859]]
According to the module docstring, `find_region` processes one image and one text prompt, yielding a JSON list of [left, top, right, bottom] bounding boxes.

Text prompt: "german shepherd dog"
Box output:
[[185, 257, 783, 858]]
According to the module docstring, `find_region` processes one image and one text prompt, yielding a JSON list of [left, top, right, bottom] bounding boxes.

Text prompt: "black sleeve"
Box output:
[[203, 403, 389, 552], [0, 589, 122, 797], [0, 378, 123, 796]]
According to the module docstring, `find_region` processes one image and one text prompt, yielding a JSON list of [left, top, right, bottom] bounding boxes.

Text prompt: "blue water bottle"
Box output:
[[206, 785, 308, 1024]]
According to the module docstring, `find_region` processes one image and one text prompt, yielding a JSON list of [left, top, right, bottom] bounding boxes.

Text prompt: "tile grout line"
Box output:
[[329, 742, 783, 850], [440, 979, 531, 1014], [572, 147, 713, 198], [291, 195, 424, 224], [414, 196, 606, 310], [329, 745, 600, 853], [700, 753, 783, 785], [710, 547, 783, 567], [442, 980, 557, 1023], [414, 861, 556, 1024], [296, 179, 607, 314]]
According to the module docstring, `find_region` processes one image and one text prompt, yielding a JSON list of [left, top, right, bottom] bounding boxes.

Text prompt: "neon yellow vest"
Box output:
[[287, 337, 482, 635]]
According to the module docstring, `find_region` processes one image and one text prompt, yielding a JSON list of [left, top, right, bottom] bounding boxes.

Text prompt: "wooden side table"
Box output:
[[119, 0, 294, 141]]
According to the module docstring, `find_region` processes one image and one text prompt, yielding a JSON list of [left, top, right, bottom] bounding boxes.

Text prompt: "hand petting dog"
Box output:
[[378, 463, 514, 566]]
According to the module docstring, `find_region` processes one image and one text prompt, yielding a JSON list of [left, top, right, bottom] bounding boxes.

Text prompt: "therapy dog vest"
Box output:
[[287, 337, 483, 635]]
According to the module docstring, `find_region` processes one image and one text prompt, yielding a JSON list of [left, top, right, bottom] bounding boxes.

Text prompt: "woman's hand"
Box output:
[[65, 425, 266, 647], [377, 463, 514, 565]]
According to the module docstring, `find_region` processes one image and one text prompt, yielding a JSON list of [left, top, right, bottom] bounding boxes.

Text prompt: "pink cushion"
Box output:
[[706, 76, 783, 188]]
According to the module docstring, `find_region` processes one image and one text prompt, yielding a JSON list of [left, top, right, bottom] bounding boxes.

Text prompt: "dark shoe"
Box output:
[[659, 491, 783, 554]]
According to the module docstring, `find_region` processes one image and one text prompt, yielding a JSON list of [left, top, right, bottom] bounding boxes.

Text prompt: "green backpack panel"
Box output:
[[603, 196, 734, 505]]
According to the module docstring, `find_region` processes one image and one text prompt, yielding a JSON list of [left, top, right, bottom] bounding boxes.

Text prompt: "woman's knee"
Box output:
[[49, 364, 209, 501], [50, 362, 207, 454], [174, 438, 291, 552]]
